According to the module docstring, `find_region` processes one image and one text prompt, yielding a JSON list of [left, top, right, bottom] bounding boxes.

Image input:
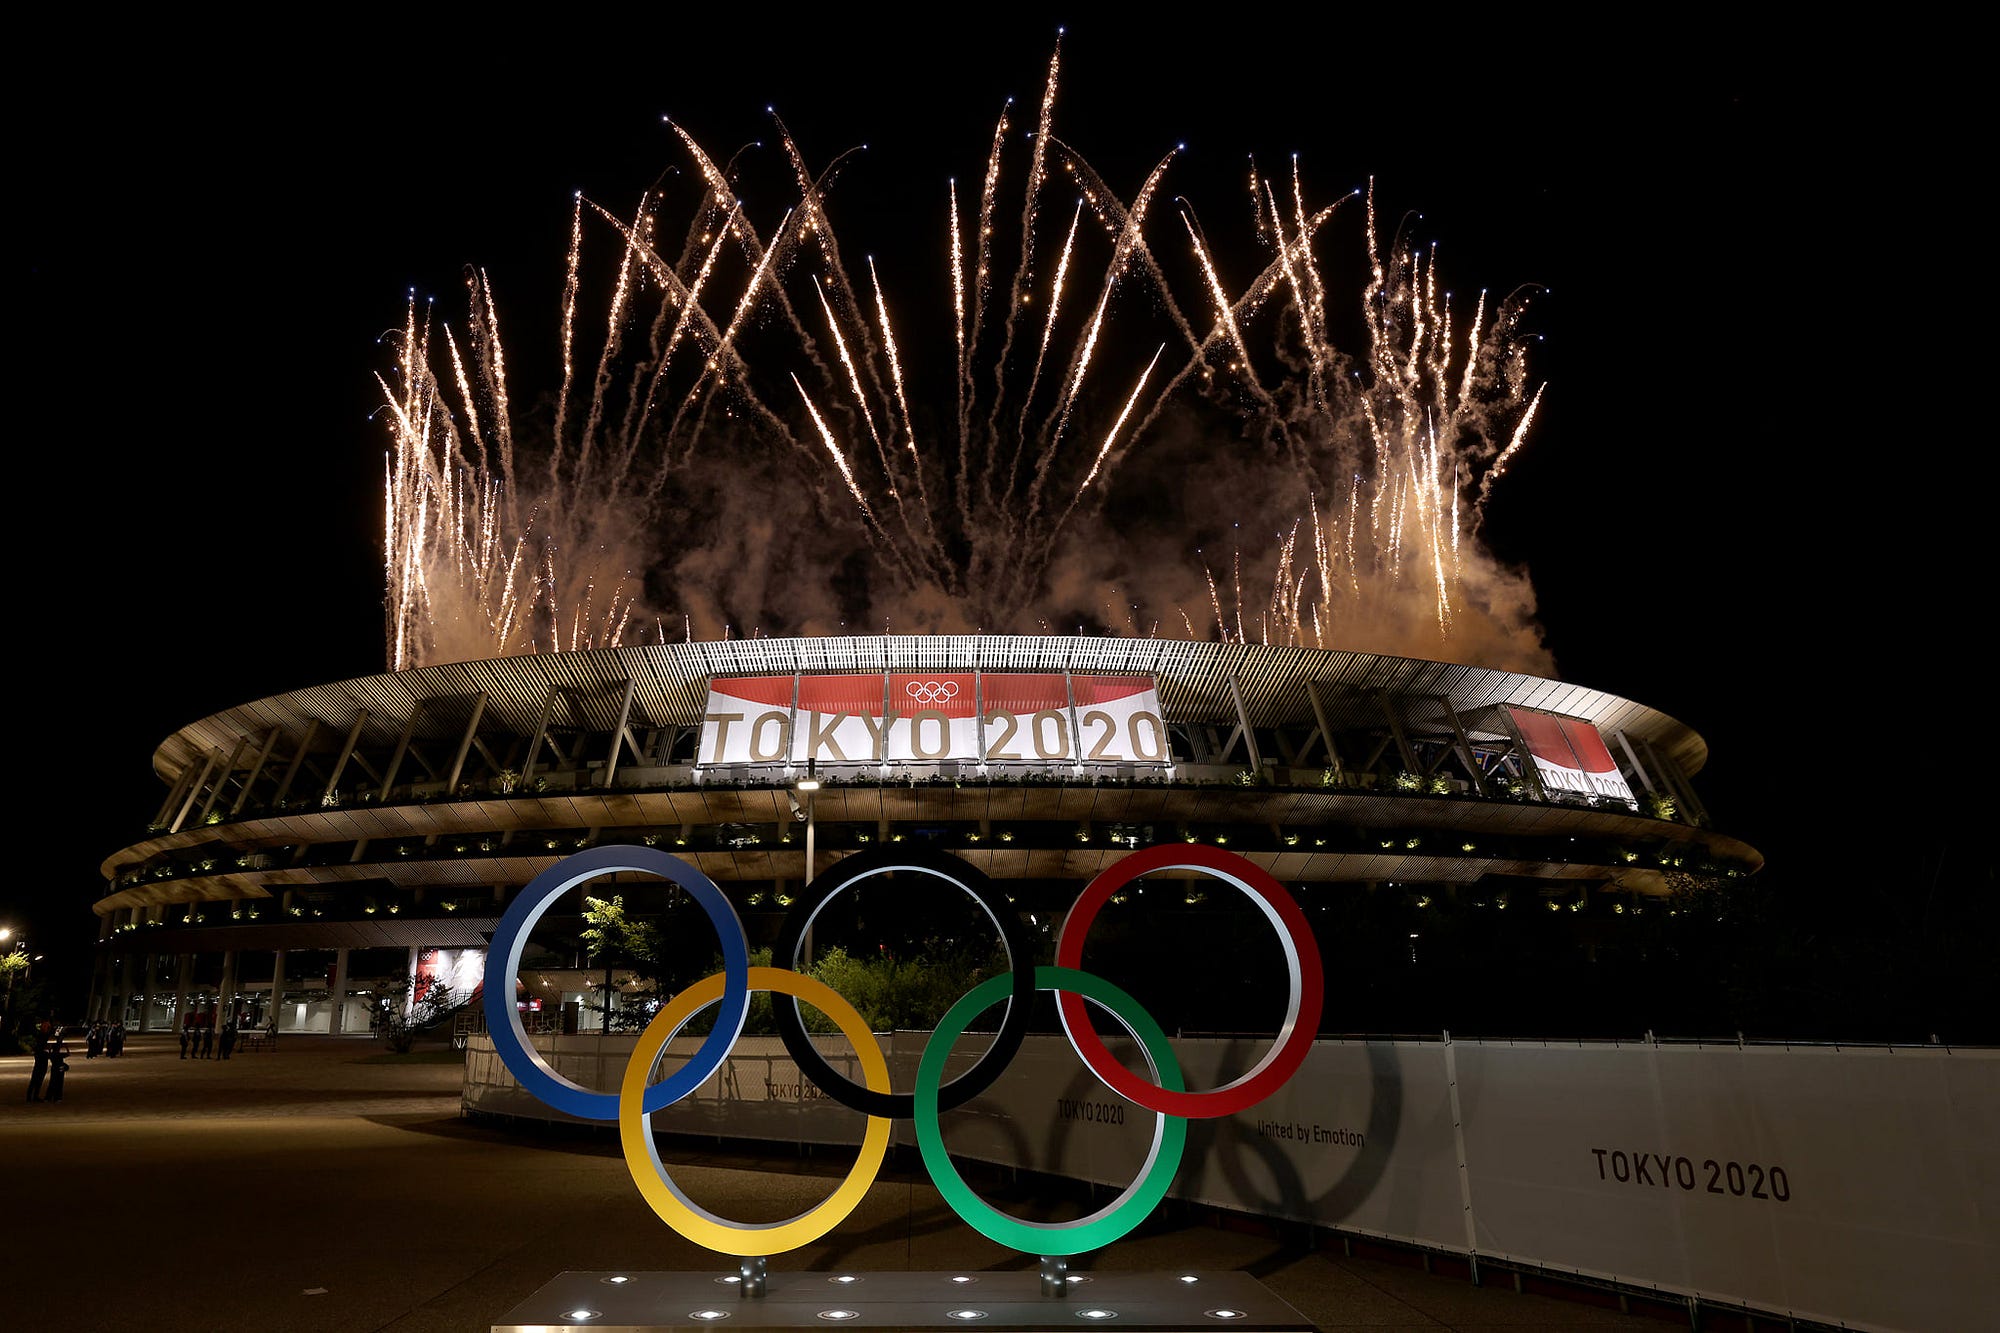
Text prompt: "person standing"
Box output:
[[86, 1024, 103, 1059], [219, 1018, 237, 1060], [200, 1018, 215, 1060], [44, 1039, 68, 1103], [179, 1017, 192, 1060], [26, 1022, 50, 1102], [109, 1021, 125, 1057]]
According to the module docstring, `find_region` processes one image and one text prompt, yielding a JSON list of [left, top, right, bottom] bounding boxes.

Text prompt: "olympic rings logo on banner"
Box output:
[[904, 678, 961, 705], [483, 842, 1323, 1258]]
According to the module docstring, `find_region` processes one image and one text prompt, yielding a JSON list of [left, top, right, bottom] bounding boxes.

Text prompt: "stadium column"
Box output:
[[378, 703, 423, 802], [604, 679, 637, 786], [270, 719, 318, 808], [231, 728, 281, 816], [171, 953, 191, 1034], [328, 949, 350, 1035], [138, 952, 162, 1032], [269, 950, 286, 1033], [1227, 675, 1264, 772], [321, 713, 368, 807], [86, 943, 110, 1022], [217, 950, 238, 1027], [130, 956, 153, 1024], [197, 735, 252, 826], [152, 765, 198, 832], [115, 937, 139, 1028], [1304, 679, 1346, 781], [444, 692, 488, 792], [169, 750, 220, 833], [101, 943, 119, 1021]]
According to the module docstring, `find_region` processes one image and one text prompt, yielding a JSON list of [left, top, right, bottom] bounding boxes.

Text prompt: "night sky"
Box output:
[[17, 18, 1955, 1010]]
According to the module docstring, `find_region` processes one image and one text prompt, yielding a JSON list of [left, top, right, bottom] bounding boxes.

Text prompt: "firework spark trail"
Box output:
[[442, 325, 485, 478], [1033, 341, 1165, 568], [813, 278, 889, 476], [812, 275, 929, 557], [552, 194, 585, 492], [1233, 552, 1246, 644], [617, 213, 678, 455], [965, 100, 1010, 514], [791, 372, 922, 588], [1038, 147, 1193, 451], [1458, 289, 1487, 412], [573, 191, 652, 495], [383, 297, 542, 668], [1021, 199, 1083, 438], [996, 196, 1084, 539], [774, 123, 886, 394], [1118, 203, 1340, 453], [779, 139, 940, 531], [1308, 494, 1334, 609], [671, 205, 796, 438], [1263, 183, 1311, 368], [466, 270, 517, 528], [382, 47, 1545, 667], [948, 178, 970, 521], [665, 121, 830, 379], [793, 373, 873, 518], [1293, 162, 1336, 409], [1075, 343, 1164, 498], [596, 212, 726, 457], [1476, 381, 1543, 517], [1180, 207, 1259, 390], [618, 202, 739, 477], [984, 40, 1061, 446], [868, 256, 941, 548], [596, 213, 816, 488], [1168, 192, 1320, 454], [1014, 151, 1193, 537]]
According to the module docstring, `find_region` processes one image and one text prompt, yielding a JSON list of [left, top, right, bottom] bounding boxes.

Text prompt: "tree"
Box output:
[[580, 894, 670, 1031], [1, 948, 33, 1049], [371, 977, 457, 1053]]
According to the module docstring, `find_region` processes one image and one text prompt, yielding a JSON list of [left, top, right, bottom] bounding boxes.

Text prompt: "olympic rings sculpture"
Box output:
[[484, 841, 1323, 1258]]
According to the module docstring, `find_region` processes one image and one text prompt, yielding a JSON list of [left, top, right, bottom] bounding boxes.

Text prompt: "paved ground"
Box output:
[[1, 1035, 1666, 1332]]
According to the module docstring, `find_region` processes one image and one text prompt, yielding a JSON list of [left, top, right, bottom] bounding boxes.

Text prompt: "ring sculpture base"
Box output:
[[490, 1270, 1314, 1332]]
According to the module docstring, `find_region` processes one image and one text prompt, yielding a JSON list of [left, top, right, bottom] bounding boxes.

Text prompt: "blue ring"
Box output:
[[483, 845, 751, 1120]]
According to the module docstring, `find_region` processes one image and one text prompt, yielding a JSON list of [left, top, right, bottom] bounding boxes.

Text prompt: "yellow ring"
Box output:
[[618, 966, 891, 1255]]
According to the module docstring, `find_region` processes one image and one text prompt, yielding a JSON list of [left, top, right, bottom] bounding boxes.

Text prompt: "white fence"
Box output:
[[463, 1033, 1998, 1332]]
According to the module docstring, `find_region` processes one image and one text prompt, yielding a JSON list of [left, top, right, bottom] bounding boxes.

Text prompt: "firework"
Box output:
[[378, 44, 1545, 670]]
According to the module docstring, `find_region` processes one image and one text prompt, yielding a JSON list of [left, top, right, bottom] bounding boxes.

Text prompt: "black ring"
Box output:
[[772, 846, 1036, 1118]]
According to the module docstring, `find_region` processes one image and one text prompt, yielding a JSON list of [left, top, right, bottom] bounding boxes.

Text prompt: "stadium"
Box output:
[[86, 634, 1759, 1034]]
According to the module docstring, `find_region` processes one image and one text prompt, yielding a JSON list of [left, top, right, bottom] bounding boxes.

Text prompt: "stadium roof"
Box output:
[[153, 635, 1709, 781]]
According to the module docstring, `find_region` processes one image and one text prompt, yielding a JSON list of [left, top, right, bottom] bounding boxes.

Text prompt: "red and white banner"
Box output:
[[699, 672, 1168, 768], [1506, 707, 1638, 805], [414, 947, 485, 1005]]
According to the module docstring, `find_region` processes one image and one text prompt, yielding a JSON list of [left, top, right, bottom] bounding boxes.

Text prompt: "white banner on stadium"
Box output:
[[698, 672, 1169, 768]]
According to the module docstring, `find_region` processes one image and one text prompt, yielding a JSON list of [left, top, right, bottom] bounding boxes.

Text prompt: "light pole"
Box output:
[[0, 928, 22, 1037], [795, 762, 820, 965]]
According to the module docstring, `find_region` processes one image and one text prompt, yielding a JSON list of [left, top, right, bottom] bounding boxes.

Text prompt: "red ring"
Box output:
[[1054, 843, 1323, 1118]]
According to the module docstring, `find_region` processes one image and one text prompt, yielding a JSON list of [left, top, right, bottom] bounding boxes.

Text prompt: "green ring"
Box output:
[[914, 965, 1186, 1256]]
